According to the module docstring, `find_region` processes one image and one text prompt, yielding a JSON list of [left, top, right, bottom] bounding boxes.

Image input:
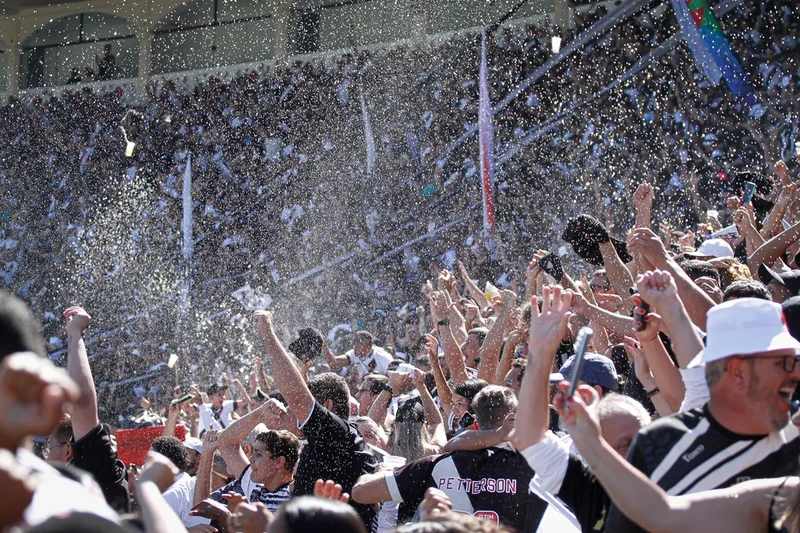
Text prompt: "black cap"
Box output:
[[207, 383, 228, 396], [782, 296, 800, 341], [288, 328, 325, 362], [394, 397, 425, 423], [758, 264, 800, 297]]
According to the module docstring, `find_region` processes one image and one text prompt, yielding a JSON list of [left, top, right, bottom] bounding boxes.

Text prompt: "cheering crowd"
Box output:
[[2, 0, 800, 531], [0, 0, 796, 413], [5, 157, 800, 532]]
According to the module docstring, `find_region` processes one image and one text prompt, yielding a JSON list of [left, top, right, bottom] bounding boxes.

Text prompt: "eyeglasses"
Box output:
[[737, 354, 800, 373], [44, 441, 69, 458], [590, 283, 612, 292]]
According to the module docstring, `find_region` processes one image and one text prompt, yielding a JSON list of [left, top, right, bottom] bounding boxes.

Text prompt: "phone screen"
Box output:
[[743, 182, 756, 204], [566, 327, 594, 399]]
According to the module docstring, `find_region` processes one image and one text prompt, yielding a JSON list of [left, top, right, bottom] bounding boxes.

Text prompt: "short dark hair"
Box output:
[[355, 330, 374, 344], [151, 436, 191, 472], [255, 430, 300, 472], [467, 328, 489, 345], [0, 290, 46, 361], [679, 259, 720, 283], [471, 386, 517, 430], [723, 279, 771, 301], [308, 373, 351, 420], [53, 418, 73, 442], [274, 496, 366, 533], [363, 373, 388, 395], [453, 378, 488, 405]]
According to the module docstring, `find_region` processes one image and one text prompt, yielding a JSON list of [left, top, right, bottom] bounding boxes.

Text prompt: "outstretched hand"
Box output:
[[552, 382, 602, 447], [314, 479, 350, 503], [528, 286, 572, 360]]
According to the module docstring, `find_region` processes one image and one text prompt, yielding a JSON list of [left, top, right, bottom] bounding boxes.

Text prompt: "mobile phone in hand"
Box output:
[[565, 327, 594, 399], [634, 298, 650, 332], [171, 393, 194, 406], [742, 182, 756, 205], [458, 411, 476, 429]]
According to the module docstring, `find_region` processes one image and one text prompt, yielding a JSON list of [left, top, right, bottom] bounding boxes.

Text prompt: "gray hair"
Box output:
[[596, 394, 652, 426]]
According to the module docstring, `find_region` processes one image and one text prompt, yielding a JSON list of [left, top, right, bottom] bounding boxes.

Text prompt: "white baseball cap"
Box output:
[[688, 298, 800, 367], [687, 238, 734, 259], [182, 436, 203, 454]]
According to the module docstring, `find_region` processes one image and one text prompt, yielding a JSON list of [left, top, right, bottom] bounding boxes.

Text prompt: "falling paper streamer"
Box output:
[[168, 353, 178, 369], [478, 30, 497, 233], [360, 87, 376, 175]]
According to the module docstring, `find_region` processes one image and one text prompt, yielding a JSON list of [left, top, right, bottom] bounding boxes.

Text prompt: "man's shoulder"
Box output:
[[637, 406, 705, 440], [372, 347, 394, 361]]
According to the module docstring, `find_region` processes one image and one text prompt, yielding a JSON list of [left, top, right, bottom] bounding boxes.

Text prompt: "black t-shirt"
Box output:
[[387, 443, 558, 532], [70, 423, 130, 513], [293, 402, 378, 528], [557, 453, 609, 533], [605, 405, 800, 532]]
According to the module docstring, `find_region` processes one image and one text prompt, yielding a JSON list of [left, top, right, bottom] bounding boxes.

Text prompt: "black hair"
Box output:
[[273, 496, 366, 533], [255, 430, 301, 472], [453, 378, 489, 407], [0, 290, 46, 361], [308, 372, 351, 420], [467, 328, 489, 345], [723, 279, 771, 301], [150, 436, 191, 472], [678, 259, 720, 283]]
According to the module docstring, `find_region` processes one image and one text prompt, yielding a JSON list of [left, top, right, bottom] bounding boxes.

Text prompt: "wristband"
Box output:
[[437, 318, 450, 327], [646, 387, 660, 398], [383, 384, 394, 396]]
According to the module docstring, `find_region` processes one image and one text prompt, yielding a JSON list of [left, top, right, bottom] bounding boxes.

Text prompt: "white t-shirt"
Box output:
[[345, 346, 394, 376], [199, 400, 237, 433], [162, 472, 211, 528], [17, 448, 119, 527]]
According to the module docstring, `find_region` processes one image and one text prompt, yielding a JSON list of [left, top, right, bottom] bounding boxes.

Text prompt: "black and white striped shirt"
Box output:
[[605, 405, 800, 532]]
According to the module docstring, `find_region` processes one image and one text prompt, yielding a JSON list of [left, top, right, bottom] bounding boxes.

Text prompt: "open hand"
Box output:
[[314, 479, 350, 503], [528, 286, 572, 360], [228, 502, 272, 533]]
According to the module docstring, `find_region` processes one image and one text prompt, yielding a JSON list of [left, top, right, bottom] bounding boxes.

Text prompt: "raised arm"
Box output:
[[476, 289, 517, 384], [253, 311, 314, 425], [193, 430, 219, 505], [554, 383, 777, 533], [628, 228, 715, 330], [426, 336, 454, 422], [63, 307, 98, 440], [431, 292, 469, 385], [231, 378, 251, 411], [512, 286, 572, 451], [630, 307, 684, 413], [749, 219, 800, 274], [322, 341, 351, 369], [412, 370, 446, 448], [137, 452, 190, 533], [636, 270, 704, 369], [458, 261, 489, 308], [571, 291, 635, 336]]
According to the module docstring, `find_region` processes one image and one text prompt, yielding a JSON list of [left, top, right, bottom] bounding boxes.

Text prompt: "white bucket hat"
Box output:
[[688, 298, 800, 367]]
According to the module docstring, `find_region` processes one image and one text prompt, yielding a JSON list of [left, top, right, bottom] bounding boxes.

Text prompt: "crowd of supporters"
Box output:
[[1, 0, 800, 530]]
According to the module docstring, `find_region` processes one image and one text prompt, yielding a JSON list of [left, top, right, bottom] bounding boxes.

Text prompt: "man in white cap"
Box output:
[[182, 436, 203, 476], [685, 237, 734, 259], [605, 270, 800, 533]]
